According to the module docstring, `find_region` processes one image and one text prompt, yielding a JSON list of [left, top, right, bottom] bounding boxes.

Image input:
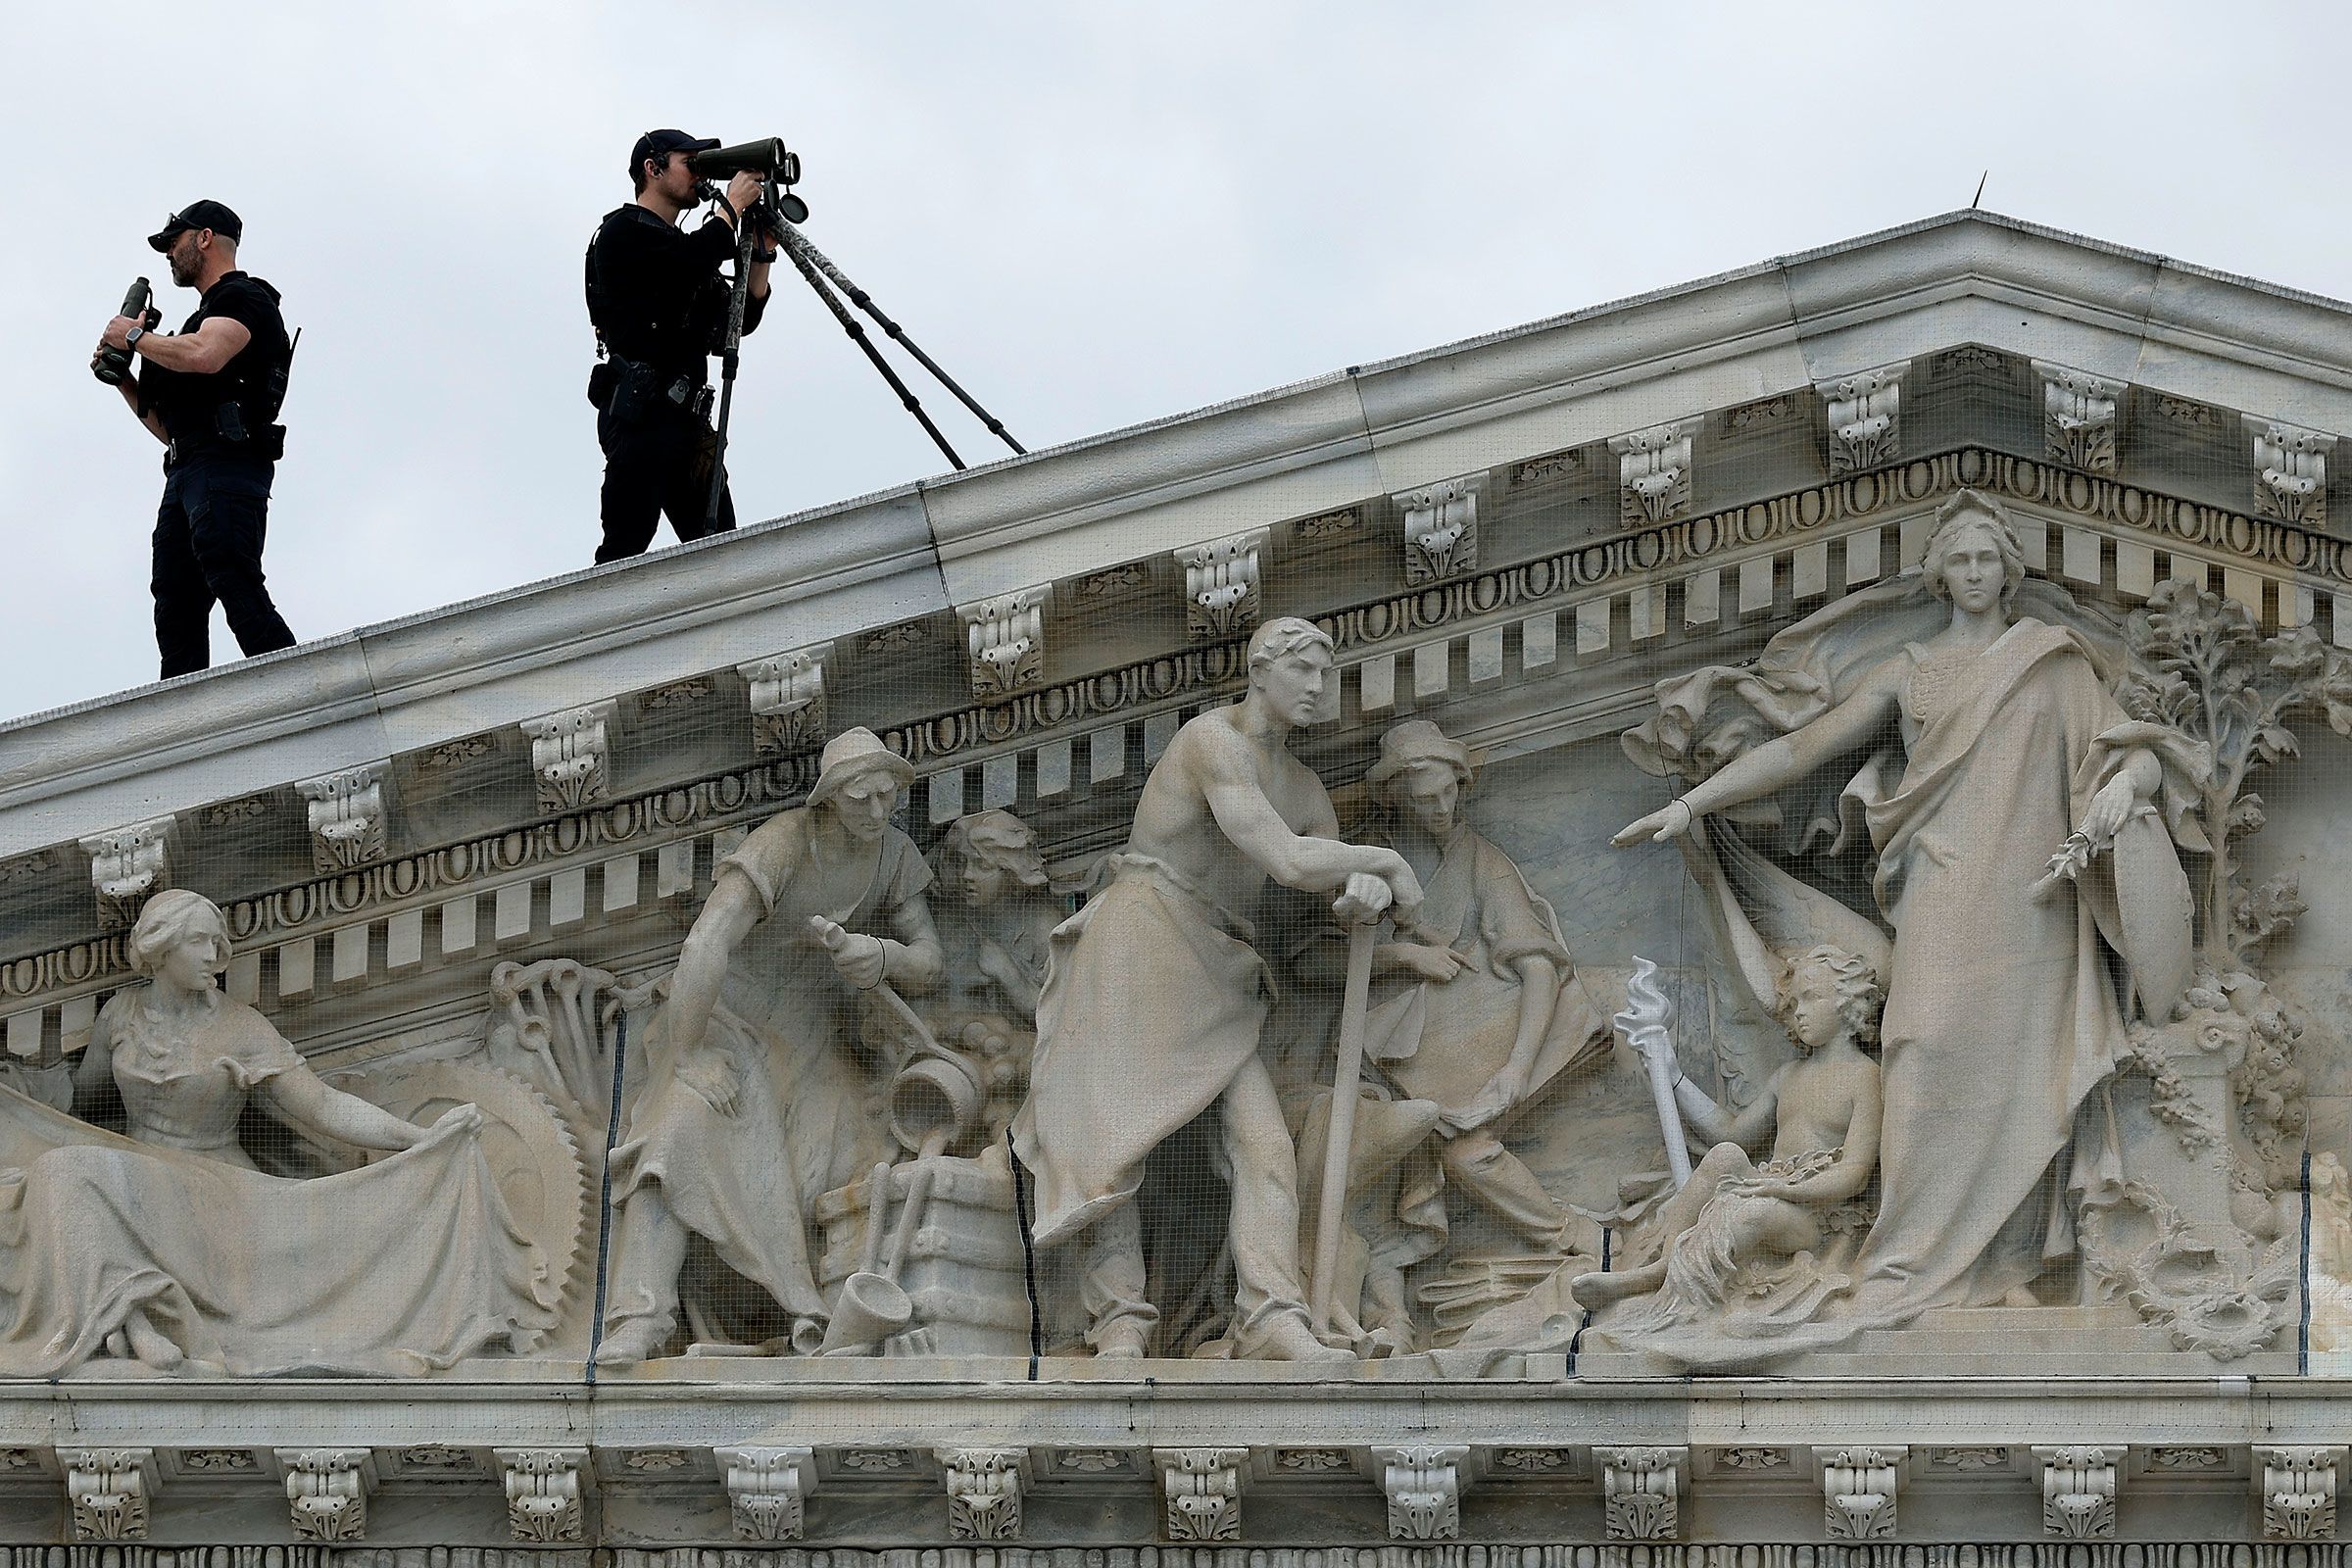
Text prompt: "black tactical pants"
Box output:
[[595, 403, 738, 564], [151, 452, 297, 679]]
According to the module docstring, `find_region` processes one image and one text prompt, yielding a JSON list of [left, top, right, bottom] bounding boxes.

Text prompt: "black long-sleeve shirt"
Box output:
[[585, 204, 767, 381]]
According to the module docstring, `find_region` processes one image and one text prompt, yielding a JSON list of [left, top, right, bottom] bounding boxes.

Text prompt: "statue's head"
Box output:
[[1246, 616, 1336, 728], [808, 727, 915, 844], [1778, 943, 1883, 1053], [937, 809, 1049, 908], [1921, 489, 2026, 618], [1367, 719, 1474, 840], [127, 888, 231, 989]]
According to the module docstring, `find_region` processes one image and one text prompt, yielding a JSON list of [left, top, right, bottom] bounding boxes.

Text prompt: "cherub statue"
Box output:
[[1573, 944, 1884, 1339]]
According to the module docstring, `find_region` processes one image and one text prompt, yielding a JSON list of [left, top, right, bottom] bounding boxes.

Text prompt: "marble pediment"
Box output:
[[5, 210, 2352, 1549]]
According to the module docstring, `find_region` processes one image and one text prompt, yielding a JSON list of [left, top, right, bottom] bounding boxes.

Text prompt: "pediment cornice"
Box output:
[[1, 442, 2342, 1051]]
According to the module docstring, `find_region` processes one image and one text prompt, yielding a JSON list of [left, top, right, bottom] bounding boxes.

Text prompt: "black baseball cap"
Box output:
[[629, 129, 718, 174], [148, 200, 243, 252]]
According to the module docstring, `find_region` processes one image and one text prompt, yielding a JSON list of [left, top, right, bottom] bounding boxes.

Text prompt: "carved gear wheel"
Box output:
[[328, 1060, 592, 1320]]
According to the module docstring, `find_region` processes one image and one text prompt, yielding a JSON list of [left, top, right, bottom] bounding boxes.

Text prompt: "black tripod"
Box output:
[[701, 189, 1025, 536]]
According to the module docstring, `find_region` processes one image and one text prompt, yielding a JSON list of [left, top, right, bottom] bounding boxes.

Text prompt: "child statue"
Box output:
[[1573, 944, 1884, 1339]]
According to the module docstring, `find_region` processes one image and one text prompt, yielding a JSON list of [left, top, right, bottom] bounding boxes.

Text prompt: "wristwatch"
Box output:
[[123, 325, 146, 350]]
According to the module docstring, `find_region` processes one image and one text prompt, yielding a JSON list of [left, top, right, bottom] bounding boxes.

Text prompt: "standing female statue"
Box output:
[[1612, 490, 2199, 1345], [0, 890, 558, 1375]]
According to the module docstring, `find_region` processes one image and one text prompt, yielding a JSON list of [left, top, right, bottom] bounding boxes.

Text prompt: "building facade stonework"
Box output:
[[2, 212, 2352, 1549]]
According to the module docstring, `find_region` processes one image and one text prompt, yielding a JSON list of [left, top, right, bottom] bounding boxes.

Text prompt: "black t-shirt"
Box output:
[[586, 204, 766, 381], [136, 271, 292, 446]]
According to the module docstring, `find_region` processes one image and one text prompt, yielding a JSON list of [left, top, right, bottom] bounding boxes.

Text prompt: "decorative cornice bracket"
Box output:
[[938, 1446, 1029, 1541], [494, 1447, 588, 1544], [2256, 1445, 2345, 1541], [1371, 1443, 1472, 1541], [716, 1446, 816, 1542], [78, 816, 176, 929], [519, 703, 617, 813], [1597, 1446, 1687, 1542], [1173, 526, 1269, 639], [2034, 1445, 2127, 1539], [737, 646, 830, 757], [276, 1447, 376, 1543], [1609, 419, 1703, 524], [1395, 473, 1484, 583], [957, 586, 1052, 701], [2244, 414, 2335, 527], [1816, 361, 1909, 472], [1814, 1446, 1907, 1541], [2033, 361, 2124, 473], [61, 1447, 158, 1542], [1155, 1446, 1247, 1542], [294, 763, 392, 874]]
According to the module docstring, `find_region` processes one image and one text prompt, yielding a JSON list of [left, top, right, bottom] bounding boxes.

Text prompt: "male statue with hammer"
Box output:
[[1012, 616, 1421, 1361]]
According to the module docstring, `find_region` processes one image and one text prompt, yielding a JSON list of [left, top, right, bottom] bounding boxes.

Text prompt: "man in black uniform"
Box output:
[[95, 200, 298, 679], [586, 129, 775, 563]]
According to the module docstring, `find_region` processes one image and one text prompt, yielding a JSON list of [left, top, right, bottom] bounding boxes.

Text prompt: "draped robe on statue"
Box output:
[[606, 809, 924, 1335], [1621, 577, 2202, 1363], [0, 993, 557, 1377]]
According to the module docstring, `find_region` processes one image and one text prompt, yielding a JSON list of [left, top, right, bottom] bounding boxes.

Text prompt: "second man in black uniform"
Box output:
[[585, 129, 775, 563]]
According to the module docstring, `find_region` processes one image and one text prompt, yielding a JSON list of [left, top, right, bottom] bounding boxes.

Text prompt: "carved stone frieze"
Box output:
[[643, 678, 710, 710], [938, 1447, 1028, 1542], [1725, 393, 1800, 431], [1513, 448, 1586, 484], [739, 646, 830, 756], [61, 1448, 157, 1542], [295, 762, 392, 872], [277, 1447, 375, 1543], [1932, 1446, 2010, 1471], [1173, 526, 1268, 639], [12, 1544, 2352, 1568], [2034, 1446, 2127, 1539], [1597, 1446, 1686, 1542], [2244, 415, 2335, 527], [1609, 418, 1701, 523], [1395, 473, 1483, 583], [1076, 562, 1150, 600], [1372, 1444, 1470, 1541], [519, 701, 617, 812], [2255, 1446, 2344, 1540], [1276, 1448, 1349, 1472], [717, 1446, 816, 1543], [1156, 1447, 1246, 1542], [78, 816, 174, 927], [495, 1447, 587, 1544], [1815, 1446, 1905, 1542], [1815, 361, 1907, 472], [1717, 1447, 1788, 1471], [179, 1449, 257, 1473], [1495, 1447, 1573, 1472], [958, 586, 1051, 700], [6, 448, 2349, 1033], [2034, 361, 2124, 472]]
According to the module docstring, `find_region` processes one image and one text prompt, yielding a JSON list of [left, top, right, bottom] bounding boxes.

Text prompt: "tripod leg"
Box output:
[[784, 243, 967, 471], [701, 221, 759, 537], [781, 225, 1025, 457]]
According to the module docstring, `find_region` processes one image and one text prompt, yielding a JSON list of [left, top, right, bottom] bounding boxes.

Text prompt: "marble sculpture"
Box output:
[[2, 490, 2344, 1380]]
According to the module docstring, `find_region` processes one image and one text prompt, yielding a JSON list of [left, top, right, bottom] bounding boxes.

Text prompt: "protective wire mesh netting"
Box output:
[[19, 368, 2352, 1381]]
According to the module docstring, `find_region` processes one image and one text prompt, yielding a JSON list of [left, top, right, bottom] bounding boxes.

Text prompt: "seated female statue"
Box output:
[[0, 890, 559, 1376]]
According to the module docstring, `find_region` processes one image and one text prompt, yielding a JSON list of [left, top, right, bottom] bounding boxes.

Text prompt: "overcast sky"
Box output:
[[4, 1, 2342, 722]]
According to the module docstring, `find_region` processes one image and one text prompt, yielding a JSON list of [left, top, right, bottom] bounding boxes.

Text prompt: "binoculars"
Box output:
[[691, 138, 810, 225]]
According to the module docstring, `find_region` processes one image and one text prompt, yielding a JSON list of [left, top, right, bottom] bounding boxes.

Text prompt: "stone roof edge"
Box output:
[[7, 209, 2351, 839]]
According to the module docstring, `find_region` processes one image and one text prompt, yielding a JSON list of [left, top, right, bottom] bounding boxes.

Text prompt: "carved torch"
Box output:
[[1617, 956, 1693, 1188]]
